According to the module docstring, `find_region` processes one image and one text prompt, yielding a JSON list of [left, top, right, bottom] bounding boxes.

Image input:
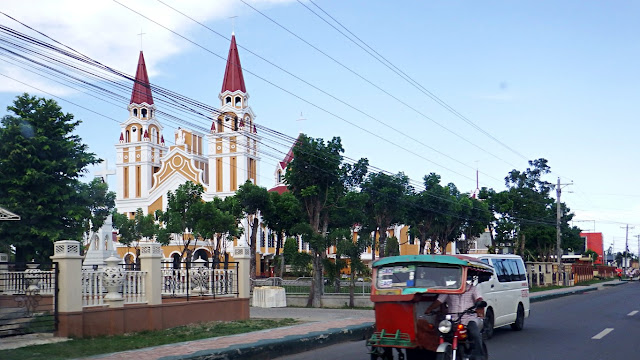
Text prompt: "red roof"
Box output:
[[130, 51, 154, 105], [221, 34, 246, 93], [268, 184, 288, 194]]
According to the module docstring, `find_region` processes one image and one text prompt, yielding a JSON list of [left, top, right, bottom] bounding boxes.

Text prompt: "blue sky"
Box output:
[[1, 1, 639, 254]]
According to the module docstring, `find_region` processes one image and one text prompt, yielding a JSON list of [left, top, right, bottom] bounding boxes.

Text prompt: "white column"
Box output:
[[50, 240, 83, 313], [140, 243, 163, 305], [234, 246, 251, 299], [0, 253, 8, 293]]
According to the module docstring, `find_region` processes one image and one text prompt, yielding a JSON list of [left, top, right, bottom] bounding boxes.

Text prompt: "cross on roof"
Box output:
[[95, 159, 116, 183]]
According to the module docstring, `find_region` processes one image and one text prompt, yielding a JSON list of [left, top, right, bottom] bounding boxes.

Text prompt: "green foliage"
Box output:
[[480, 158, 581, 260], [155, 181, 204, 256], [283, 237, 299, 265], [0, 94, 100, 262], [81, 177, 116, 233], [385, 236, 400, 256], [235, 181, 271, 279], [361, 172, 412, 258], [112, 208, 158, 248], [584, 249, 598, 262]]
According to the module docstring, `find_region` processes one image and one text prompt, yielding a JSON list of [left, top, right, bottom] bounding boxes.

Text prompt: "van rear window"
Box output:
[[492, 259, 526, 282]]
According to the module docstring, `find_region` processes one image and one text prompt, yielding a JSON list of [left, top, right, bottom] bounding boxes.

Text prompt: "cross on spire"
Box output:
[[137, 29, 146, 50], [229, 15, 238, 34]]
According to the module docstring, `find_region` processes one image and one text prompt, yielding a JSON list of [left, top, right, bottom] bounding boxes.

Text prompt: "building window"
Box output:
[[226, 96, 231, 105], [141, 109, 147, 118], [235, 96, 241, 107], [133, 108, 138, 117]]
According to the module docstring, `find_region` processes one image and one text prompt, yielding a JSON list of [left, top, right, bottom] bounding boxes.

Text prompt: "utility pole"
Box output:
[[620, 225, 634, 273], [556, 177, 572, 285]]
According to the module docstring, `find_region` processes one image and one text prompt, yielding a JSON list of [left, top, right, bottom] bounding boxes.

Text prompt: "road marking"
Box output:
[[628, 311, 638, 316], [592, 328, 614, 340]]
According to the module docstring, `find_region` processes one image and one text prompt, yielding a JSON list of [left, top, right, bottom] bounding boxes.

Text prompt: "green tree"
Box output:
[[81, 177, 116, 235], [584, 249, 598, 263], [155, 181, 204, 262], [361, 172, 412, 258], [112, 208, 158, 266], [0, 94, 100, 262], [193, 197, 242, 268], [235, 181, 271, 281], [285, 134, 368, 307], [406, 173, 453, 254], [262, 191, 304, 277], [480, 159, 581, 260]]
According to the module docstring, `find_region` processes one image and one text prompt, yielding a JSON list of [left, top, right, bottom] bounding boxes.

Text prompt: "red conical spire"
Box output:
[[130, 51, 154, 105], [221, 34, 246, 93]]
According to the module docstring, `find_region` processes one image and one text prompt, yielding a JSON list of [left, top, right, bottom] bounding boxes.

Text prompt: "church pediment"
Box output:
[[151, 148, 206, 192]]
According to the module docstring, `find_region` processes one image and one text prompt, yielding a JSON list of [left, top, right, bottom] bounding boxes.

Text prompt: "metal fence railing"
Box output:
[[161, 261, 239, 299]]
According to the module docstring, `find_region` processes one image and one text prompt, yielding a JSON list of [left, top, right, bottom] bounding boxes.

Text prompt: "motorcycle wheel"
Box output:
[[435, 348, 453, 360], [370, 347, 393, 360], [481, 341, 489, 359]]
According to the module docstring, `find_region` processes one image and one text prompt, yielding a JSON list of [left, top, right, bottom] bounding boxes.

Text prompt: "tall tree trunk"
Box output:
[[378, 229, 387, 258], [349, 267, 356, 308], [249, 216, 258, 283], [519, 233, 526, 257], [275, 232, 285, 278]]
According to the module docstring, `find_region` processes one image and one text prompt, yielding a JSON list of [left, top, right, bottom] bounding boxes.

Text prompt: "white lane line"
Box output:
[[592, 328, 614, 340], [628, 310, 638, 316]]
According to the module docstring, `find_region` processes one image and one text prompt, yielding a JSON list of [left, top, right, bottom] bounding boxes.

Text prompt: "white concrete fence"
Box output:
[[0, 241, 251, 312]]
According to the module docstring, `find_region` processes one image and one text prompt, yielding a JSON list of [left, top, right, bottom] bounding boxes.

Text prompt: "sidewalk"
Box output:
[[1, 280, 630, 359]]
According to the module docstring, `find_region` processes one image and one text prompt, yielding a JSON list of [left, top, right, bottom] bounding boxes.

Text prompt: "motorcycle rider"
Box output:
[[425, 273, 486, 360]]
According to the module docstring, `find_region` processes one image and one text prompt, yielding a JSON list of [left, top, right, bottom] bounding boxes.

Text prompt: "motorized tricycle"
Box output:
[[367, 254, 493, 360]]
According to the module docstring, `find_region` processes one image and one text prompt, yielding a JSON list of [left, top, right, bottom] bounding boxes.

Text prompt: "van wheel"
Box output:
[[483, 308, 495, 339], [511, 304, 525, 331]]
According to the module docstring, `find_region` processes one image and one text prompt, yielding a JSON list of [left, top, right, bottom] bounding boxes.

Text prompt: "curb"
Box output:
[[529, 286, 598, 303], [159, 322, 375, 360]]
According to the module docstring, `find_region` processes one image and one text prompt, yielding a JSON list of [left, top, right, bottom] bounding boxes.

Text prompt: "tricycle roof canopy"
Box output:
[[373, 254, 492, 273]]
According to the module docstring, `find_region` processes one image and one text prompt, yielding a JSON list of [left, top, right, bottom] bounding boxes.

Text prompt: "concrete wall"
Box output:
[[58, 297, 249, 338]]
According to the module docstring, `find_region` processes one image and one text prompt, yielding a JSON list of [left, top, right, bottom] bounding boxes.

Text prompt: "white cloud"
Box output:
[[0, 0, 294, 95]]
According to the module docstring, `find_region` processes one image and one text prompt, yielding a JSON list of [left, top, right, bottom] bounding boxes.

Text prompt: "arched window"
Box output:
[[152, 128, 158, 144], [217, 118, 223, 133], [235, 96, 241, 107], [225, 96, 232, 105], [125, 130, 130, 142], [233, 117, 238, 131], [149, 110, 153, 118], [172, 253, 181, 269], [141, 109, 147, 118], [133, 108, 138, 117], [277, 170, 282, 183]]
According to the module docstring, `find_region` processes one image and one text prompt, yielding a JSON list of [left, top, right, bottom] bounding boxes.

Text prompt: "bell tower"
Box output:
[[115, 51, 167, 212], [206, 33, 260, 199]]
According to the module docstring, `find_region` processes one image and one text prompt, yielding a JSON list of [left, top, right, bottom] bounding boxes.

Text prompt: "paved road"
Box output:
[[275, 283, 640, 360]]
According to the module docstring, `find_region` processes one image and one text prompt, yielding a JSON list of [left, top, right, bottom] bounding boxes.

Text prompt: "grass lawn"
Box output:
[[0, 318, 298, 360]]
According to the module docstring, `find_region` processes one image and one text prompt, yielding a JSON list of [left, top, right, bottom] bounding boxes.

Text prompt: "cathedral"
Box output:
[[112, 34, 263, 268]]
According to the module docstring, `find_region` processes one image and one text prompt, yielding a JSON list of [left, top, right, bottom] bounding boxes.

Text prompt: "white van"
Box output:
[[464, 254, 530, 338]]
